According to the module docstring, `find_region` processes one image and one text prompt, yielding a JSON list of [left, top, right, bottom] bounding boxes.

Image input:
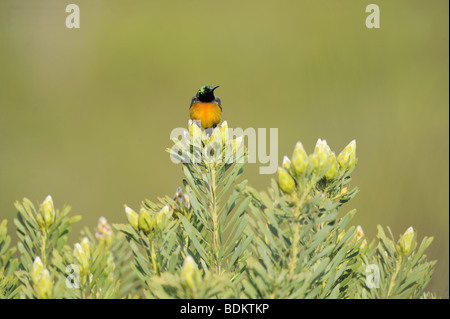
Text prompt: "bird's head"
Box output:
[[196, 85, 219, 102]]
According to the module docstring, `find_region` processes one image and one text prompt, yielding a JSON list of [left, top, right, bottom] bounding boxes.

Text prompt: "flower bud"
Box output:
[[277, 167, 296, 194], [172, 187, 191, 216], [291, 142, 309, 176], [189, 120, 202, 143], [183, 193, 191, 210], [325, 152, 339, 180], [173, 187, 183, 205], [155, 205, 172, 230], [355, 225, 364, 239], [397, 227, 415, 256], [355, 225, 367, 248], [125, 206, 139, 231], [138, 208, 154, 234], [282, 156, 291, 170], [181, 255, 199, 290], [31, 256, 52, 298], [74, 237, 90, 274], [95, 216, 113, 244], [161, 205, 172, 217], [38, 195, 55, 228], [337, 140, 357, 171], [37, 269, 52, 299], [32, 256, 44, 283], [311, 139, 330, 176], [210, 124, 223, 143], [220, 121, 229, 143]]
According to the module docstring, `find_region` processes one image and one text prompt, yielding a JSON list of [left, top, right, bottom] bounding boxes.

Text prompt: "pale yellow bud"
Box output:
[[337, 140, 357, 171], [325, 152, 339, 180], [32, 257, 52, 298], [39, 195, 55, 228], [37, 269, 52, 299], [278, 167, 296, 194], [125, 206, 139, 231], [397, 227, 415, 256], [210, 125, 223, 143], [189, 120, 202, 143], [161, 205, 172, 217], [313, 139, 329, 155], [138, 208, 154, 234], [220, 121, 229, 143], [282, 156, 291, 170], [155, 205, 172, 230], [181, 255, 198, 290], [74, 237, 90, 275], [292, 142, 309, 176], [32, 257, 44, 284], [311, 139, 330, 176]]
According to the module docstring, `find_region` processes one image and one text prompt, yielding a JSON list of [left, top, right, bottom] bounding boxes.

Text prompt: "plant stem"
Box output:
[[288, 180, 315, 281], [208, 163, 221, 274], [150, 242, 159, 276], [387, 257, 401, 297], [40, 231, 48, 267], [288, 222, 300, 280]]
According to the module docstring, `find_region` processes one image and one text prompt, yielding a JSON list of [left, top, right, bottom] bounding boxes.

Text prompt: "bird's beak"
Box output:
[[212, 86, 220, 92]]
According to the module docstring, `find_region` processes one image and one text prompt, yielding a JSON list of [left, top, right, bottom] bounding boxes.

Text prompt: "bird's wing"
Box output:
[[189, 97, 196, 108], [215, 98, 222, 111]]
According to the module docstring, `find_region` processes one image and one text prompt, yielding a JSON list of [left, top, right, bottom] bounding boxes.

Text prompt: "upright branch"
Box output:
[[167, 120, 250, 274]]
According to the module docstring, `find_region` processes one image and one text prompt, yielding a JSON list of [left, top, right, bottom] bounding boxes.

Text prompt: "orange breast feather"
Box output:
[[189, 102, 222, 129]]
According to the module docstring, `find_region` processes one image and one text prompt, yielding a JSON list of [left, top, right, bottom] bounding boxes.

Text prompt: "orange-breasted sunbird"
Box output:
[[189, 85, 222, 129]]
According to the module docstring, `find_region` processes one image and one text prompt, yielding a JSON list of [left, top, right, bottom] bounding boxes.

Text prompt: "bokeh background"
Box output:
[[0, 0, 448, 297]]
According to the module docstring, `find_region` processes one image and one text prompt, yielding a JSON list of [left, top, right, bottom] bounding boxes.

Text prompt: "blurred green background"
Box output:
[[0, 0, 448, 297]]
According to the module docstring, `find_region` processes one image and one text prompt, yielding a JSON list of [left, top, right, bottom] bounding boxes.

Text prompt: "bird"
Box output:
[[189, 85, 222, 129]]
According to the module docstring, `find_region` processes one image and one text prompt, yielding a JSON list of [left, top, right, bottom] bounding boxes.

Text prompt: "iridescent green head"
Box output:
[[195, 85, 220, 102]]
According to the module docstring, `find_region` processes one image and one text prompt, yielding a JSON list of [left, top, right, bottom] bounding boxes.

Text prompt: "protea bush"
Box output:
[[0, 121, 437, 299]]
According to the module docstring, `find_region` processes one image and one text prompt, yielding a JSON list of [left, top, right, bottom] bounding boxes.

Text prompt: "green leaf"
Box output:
[[180, 217, 210, 267]]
